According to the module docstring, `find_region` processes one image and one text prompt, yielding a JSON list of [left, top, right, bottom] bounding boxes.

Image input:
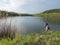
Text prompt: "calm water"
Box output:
[[0, 16, 60, 34]]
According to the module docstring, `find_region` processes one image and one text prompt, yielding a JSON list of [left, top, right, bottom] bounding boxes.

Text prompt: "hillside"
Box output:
[[42, 9, 60, 13], [34, 9, 60, 24], [0, 9, 60, 24], [0, 10, 32, 18]]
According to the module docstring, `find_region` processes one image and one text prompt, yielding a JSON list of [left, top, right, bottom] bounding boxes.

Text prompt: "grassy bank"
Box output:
[[0, 30, 60, 45], [35, 13, 60, 24], [33, 9, 60, 24]]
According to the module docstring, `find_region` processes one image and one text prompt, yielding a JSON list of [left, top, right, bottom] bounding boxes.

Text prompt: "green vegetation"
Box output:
[[33, 9, 60, 24], [0, 9, 60, 24], [0, 9, 60, 45], [0, 31, 60, 45], [0, 10, 32, 18]]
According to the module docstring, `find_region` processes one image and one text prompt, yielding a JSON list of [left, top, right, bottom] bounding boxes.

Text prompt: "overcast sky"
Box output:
[[0, 0, 60, 14]]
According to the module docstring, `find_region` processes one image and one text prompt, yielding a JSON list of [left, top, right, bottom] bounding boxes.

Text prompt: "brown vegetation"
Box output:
[[0, 13, 16, 39]]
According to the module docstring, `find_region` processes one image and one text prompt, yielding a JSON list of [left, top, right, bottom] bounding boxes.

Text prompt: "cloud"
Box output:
[[0, 0, 60, 13], [10, 0, 26, 9], [20, 0, 60, 13], [0, 0, 27, 13]]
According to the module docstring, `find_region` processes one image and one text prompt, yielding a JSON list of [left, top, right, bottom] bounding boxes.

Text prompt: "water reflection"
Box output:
[[0, 16, 60, 34]]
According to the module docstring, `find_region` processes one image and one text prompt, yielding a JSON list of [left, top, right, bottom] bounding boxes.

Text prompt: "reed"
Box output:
[[0, 12, 17, 40]]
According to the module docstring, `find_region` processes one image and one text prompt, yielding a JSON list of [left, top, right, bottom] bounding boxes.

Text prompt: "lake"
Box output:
[[0, 16, 60, 34]]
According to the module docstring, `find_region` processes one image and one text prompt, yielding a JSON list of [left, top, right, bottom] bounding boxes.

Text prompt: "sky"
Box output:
[[0, 0, 60, 14]]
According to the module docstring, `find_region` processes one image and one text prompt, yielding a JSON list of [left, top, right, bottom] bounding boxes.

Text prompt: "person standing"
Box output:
[[45, 23, 50, 31]]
